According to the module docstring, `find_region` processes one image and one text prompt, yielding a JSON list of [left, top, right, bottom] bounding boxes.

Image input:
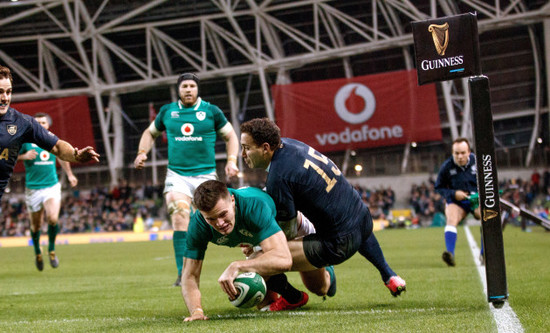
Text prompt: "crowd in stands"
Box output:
[[353, 185, 396, 220], [1, 169, 549, 237], [0, 179, 168, 237]]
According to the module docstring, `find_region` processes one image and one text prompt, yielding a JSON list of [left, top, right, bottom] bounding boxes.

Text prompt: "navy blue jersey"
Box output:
[[0, 108, 59, 199], [435, 153, 477, 203], [266, 138, 367, 238]]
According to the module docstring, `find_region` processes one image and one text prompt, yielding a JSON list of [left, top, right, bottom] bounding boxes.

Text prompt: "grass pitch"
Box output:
[[0, 226, 548, 332]]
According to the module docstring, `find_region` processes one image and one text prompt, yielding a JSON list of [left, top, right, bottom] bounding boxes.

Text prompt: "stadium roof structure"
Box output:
[[1, 0, 549, 184]]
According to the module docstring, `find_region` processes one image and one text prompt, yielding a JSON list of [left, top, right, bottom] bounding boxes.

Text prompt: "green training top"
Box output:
[[185, 187, 282, 260], [19, 142, 58, 189], [154, 98, 228, 176]]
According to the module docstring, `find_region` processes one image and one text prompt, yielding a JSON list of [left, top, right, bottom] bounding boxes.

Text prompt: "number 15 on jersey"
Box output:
[[303, 147, 342, 193]]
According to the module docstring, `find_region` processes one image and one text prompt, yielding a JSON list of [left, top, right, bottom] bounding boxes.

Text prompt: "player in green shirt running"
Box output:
[[134, 73, 239, 286], [18, 113, 79, 271], [182, 180, 309, 321]]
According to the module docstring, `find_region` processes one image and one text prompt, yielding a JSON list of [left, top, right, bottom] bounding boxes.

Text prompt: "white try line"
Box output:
[[464, 226, 524, 333], [7, 308, 459, 326], [212, 307, 457, 319]]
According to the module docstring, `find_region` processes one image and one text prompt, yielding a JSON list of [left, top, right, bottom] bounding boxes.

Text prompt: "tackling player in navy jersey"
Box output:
[[0, 65, 99, 201], [240, 118, 406, 297]]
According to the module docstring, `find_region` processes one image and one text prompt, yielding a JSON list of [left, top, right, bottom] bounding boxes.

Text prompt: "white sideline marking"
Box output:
[[464, 226, 524, 333]]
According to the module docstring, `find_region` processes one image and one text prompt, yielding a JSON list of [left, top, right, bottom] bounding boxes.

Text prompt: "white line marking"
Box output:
[[6, 308, 458, 325], [153, 256, 172, 261], [464, 226, 524, 333], [212, 307, 453, 319]]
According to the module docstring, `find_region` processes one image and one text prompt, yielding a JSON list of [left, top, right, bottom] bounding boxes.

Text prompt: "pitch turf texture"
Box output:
[[1, 227, 548, 332]]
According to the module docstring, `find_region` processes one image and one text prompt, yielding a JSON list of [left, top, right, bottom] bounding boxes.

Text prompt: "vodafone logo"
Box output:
[[40, 151, 50, 161], [314, 82, 403, 147], [334, 83, 376, 124], [175, 123, 203, 142], [181, 123, 194, 136]]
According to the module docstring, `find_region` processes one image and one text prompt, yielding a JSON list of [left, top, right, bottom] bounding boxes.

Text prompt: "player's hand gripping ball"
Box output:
[[229, 272, 266, 308]]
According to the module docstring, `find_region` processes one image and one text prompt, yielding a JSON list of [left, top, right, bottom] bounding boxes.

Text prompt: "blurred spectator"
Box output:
[[352, 184, 395, 220], [409, 182, 445, 225], [542, 169, 550, 195], [531, 170, 541, 194]]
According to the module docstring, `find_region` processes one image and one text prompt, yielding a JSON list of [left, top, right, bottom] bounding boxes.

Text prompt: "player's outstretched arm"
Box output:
[[50, 140, 99, 163], [218, 231, 291, 299], [182, 258, 209, 322], [134, 126, 157, 170]]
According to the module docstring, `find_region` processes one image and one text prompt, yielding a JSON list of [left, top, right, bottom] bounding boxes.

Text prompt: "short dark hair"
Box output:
[[453, 137, 471, 150], [34, 112, 52, 126], [194, 180, 230, 212], [0, 65, 13, 85], [240, 118, 281, 149]]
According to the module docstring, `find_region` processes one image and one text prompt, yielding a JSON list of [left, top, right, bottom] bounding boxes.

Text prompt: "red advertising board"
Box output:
[[272, 70, 441, 152], [11, 96, 96, 171]]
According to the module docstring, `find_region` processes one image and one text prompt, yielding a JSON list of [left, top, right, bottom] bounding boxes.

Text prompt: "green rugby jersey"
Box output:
[[19, 142, 58, 189], [185, 187, 282, 260], [154, 98, 229, 176]]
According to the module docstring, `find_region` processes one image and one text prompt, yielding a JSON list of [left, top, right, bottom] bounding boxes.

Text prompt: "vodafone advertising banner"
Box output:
[[272, 70, 441, 153]]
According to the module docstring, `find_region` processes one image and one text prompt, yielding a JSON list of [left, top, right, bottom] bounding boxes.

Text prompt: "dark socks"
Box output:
[[31, 229, 41, 255], [47, 224, 59, 252], [266, 273, 302, 304], [358, 233, 396, 283]]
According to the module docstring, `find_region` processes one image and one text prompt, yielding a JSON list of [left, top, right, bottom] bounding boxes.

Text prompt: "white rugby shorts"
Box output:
[[25, 182, 61, 213], [163, 169, 217, 197]]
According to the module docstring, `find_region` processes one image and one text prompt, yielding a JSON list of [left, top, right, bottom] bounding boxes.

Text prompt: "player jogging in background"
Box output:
[[18, 113, 79, 271], [134, 73, 239, 287], [239, 118, 406, 297], [435, 137, 481, 267], [182, 180, 309, 321]]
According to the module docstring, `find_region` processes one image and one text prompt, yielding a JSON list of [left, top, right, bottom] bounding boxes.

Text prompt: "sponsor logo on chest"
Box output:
[[172, 111, 208, 142]]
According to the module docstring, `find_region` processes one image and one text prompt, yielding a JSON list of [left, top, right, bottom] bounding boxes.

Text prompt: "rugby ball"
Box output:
[[229, 272, 266, 308]]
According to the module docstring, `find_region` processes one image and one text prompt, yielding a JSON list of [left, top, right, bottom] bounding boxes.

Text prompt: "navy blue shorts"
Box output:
[[448, 199, 474, 214], [302, 211, 373, 268]]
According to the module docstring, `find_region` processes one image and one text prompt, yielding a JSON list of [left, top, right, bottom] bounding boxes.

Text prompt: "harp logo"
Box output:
[[419, 21, 464, 71], [428, 23, 449, 56], [412, 12, 478, 85], [483, 209, 498, 222]]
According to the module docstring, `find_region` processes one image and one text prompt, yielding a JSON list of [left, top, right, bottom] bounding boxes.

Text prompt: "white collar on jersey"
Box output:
[[178, 97, 202, 110]]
